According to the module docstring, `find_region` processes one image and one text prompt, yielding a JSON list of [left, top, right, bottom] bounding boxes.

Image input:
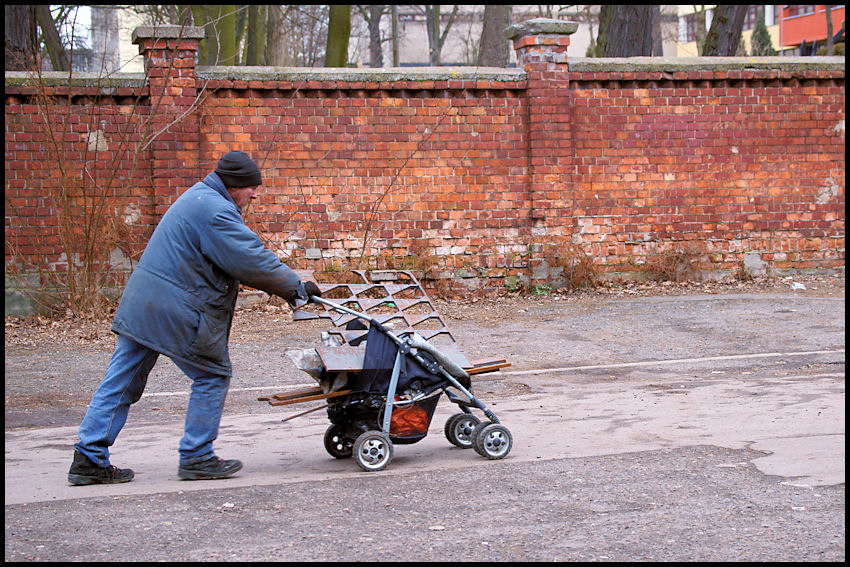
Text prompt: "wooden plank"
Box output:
[[467, 359, 511, 375], [259, 389, 352, 407], [260, 359, 509, 408], [257, 386, 324, 402], [315, 342, 472, 373]]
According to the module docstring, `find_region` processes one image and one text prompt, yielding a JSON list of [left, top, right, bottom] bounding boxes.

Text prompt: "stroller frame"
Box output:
[[260, 270, 513, 472], [313, 295, 498, 426]]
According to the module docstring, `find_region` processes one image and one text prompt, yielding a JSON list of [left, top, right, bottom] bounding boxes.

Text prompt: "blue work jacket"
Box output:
[[112, 172, 302, 376]]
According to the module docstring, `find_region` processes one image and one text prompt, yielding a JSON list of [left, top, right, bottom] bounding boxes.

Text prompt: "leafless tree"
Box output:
[[6, 18, 216, 317], [355, 5, 388, 67], [477, 4, 511, 67], [424, 5, 459, 65], [599, 5, 654, 57], [702, 5, 749, 56], [5, 5, 39, 70]]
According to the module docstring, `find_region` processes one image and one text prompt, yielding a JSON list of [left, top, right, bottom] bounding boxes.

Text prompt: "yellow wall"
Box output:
[[676, 23, 780, 56]]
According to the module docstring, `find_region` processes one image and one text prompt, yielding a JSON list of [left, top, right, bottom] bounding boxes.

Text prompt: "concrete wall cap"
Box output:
[[197, 65, 526, 83], [4, 71, 146, 87], [131, 25, 206, 44], [568, 56, 846, 73], [505, 19, 579, 39]]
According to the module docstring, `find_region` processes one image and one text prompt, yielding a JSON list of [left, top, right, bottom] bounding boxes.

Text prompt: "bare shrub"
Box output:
[[643, 241, 710, 282], [546, 241, 600, 291]]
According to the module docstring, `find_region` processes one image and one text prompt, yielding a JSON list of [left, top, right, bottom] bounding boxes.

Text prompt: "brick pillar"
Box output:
[[506, 19, 578, 284], [132, 25, 206, 216]]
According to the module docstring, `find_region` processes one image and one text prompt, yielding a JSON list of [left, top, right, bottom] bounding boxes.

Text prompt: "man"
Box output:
[[68, 150, 321, 485]]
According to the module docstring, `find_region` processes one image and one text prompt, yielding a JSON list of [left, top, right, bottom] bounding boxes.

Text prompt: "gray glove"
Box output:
[[288, 280, 321, 308], [303, 280, 322, 302], [290, 280, 322, 306]]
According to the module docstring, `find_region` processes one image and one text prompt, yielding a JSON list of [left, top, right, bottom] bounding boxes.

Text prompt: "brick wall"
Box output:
[[567, 60, 845, 277], [4, 75, 154, 274], [196, 66, 531, 286], [5, 22, 845, 312]]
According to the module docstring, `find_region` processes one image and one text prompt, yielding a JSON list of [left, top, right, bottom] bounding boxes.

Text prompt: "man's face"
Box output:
[[228, 185, 258, 210]]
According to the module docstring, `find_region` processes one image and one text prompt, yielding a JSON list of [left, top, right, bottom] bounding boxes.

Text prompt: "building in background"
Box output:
[[115, 9, 145, 73], [677, 5, 845, 56], [779, 5, 845, 55], [89, 5, 119, 73]]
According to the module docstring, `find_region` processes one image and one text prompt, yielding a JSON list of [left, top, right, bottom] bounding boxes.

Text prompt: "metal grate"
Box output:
[[292, 270, 458, 347]]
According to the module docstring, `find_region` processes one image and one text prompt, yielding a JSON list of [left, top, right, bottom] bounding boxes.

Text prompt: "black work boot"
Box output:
[[68, 450, 134, 485], [178, 456, 243, 480]]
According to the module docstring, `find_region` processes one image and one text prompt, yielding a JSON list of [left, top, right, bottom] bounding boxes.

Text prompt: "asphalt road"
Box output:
[[4, 285, 845, 561]]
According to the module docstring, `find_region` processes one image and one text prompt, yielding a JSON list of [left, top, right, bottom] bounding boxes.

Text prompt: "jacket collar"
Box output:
[[202, 172, 241, 212]]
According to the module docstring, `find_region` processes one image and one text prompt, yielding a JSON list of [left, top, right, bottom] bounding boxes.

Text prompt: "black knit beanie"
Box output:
[[214, 151, 262, 188]]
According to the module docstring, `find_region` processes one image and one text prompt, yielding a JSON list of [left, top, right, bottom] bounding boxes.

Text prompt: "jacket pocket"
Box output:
[[189, 309, 230, 362]]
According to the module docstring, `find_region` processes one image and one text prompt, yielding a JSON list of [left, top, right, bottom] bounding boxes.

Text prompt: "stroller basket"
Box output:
[[387, 395, 440, 440]]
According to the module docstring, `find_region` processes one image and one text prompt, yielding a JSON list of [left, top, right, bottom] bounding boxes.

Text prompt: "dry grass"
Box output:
[[546, 242, 600, 291]]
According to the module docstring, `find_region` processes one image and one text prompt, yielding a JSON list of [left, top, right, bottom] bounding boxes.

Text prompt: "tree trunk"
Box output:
[[702, 5, 749, 56], [192, 5, 238, 65], [245, 5, 266, 65], [6, 5, 36, 70], [325, 5, 351, 67], [594, 5, 612, 57], [825, 5, 834, 55], [36, 5, 70, 72], [477, 4, 511, 67], [650, 5, 663, 56], [216, 5, 238, 65], [391, 5, 399, 66], [190, 7, 209, 65], [368, 5, 384, 67], [265, 5, 286, 66], [425, 5, 459, 66], [425, 5, 440, 65], [602, 5, 654, 57]]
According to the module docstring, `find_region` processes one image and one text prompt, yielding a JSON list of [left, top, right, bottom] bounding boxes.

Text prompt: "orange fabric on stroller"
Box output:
[[389, 398, 430, 437]]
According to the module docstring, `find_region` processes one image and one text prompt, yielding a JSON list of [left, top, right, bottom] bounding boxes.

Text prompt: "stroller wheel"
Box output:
[[324, 425, 353, 459], [444, 413, 481, 449], [353, 430, 394, 472], [472, 423, 513, 460]]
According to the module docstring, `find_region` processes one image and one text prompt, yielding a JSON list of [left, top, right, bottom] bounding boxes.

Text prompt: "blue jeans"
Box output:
[[75, 334, 232, 467]]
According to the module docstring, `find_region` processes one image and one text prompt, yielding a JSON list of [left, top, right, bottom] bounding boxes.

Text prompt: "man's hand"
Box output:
[[287, 280, 322, 309], [303, 280, 322, 302]]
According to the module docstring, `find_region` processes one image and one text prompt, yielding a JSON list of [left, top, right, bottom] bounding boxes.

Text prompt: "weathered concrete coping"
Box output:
[[6, 57, 843, 90], [197, 65, 526, 84], [5, 71, 147, 88], [505, 18, 579, 39], [196, 57, 844, 83], [568, 56, 845, 73], [131, 25, 206, 43]]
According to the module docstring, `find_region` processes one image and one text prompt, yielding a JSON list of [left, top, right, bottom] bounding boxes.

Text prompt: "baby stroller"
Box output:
[[260, 270, 512, 472]]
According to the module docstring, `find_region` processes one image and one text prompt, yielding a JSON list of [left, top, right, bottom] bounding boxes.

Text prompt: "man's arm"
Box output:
[[200, 209, 302, 302]]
